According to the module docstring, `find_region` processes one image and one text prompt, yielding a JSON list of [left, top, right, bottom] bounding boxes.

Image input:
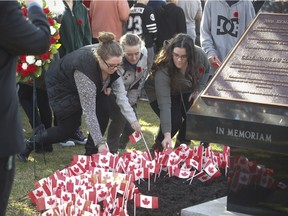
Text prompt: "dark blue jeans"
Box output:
[[0, 156, 15, 216], [149, 93, 193, 142]]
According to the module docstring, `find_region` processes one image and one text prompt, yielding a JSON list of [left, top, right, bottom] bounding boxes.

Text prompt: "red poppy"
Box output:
[[27, 64, 37, 73], [40, 51, 51, 60], [22, 7, 28, 16], [137, 67, 142, 73], [50, 36, 55, 44], [234, 12, 239, 18], [77, 19, 83, 25], [48, 17, 55, 25], [198, 67, 204, 74], [43, 7, 50, 14]]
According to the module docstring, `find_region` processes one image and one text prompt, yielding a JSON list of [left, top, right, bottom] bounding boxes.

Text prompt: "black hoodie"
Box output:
[[155, 3, 187, 53]]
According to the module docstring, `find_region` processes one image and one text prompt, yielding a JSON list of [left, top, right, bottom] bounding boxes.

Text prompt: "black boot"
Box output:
[[84, 136, 98, 156], [17, 140, 35, 162]]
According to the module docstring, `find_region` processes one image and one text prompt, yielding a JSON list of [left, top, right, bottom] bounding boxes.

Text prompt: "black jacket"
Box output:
[[155, 3, 187, 53], [46, 45, 119, 120], [0, 1, 50, 158]]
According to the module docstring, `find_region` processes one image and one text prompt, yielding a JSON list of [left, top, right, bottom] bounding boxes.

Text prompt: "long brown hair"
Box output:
[[151, 33, 198, 91]]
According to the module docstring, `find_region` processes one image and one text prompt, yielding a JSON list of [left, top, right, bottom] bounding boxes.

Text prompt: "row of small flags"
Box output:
[[228, 155, 288, 193], [28, 144, 230, 215]]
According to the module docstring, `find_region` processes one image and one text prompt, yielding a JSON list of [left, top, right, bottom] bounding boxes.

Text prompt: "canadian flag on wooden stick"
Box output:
[[135, 194, 158, 209], [129, 131, 142, 144]]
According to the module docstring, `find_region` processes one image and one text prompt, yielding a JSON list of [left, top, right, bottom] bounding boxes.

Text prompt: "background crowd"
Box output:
[[1, 0, 285, 214]]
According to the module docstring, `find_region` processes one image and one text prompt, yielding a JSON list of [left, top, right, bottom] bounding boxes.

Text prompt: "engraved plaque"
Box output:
[[186, 13, 288, 216], [202, 13, 288, 109]]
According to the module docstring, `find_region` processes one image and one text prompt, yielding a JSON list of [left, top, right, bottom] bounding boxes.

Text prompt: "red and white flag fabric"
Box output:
[[174, 168, 196, 179], [135, 194, 158, 209], [204, 160, 220, 177], [36, 195, 59, 211], [28, 184, 51, 203], [129, 131, 142, 144]]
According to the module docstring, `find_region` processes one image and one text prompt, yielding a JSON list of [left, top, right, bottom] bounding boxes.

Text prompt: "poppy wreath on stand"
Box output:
[[17, 0, 61, 83]]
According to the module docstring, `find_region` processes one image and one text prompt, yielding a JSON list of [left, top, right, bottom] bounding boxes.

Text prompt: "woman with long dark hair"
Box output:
[[144, 33, 210, 151]]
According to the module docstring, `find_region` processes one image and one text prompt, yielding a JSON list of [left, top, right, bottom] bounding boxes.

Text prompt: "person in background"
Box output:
[[200, 0, 255, 82], [127, 0, 157, 70], [107, 33, 147, 154], [127, 0, 157, 101], [89, 0, 130, 43], [252, 0, 266, 13], [147, 0, 166, 11], [128, 0, 136, 8], [18, 32, 141, 160], [154, 0, 187, 53], [0, 0, 50, 214], [177, 0, 202, 46], [144, 33, 210, 151], [55, 0, 92, 147]]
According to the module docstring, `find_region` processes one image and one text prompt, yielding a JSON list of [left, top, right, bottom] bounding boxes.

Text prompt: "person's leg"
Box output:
[[18, 111, 82, 162], [36, 88, 53, 151], [18, 83, 41, 128], [0, 156, 15, 216], [150, 96, 185, 151], [175, 93, 194, 148], [85, 93, 110, 155], [36, 88, 52, 130], [106, 95, 127, 153]]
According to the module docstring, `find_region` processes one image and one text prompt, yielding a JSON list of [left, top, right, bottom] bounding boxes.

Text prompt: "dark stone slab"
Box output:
[[202, 13, 288, 114], [186, 13, 288, 216]]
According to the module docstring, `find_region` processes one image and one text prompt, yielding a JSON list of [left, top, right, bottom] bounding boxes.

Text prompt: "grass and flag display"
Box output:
[[27, 144, 230, 215]]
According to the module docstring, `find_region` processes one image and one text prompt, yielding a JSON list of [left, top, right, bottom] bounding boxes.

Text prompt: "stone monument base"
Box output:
[[181, 196, 250, 216]]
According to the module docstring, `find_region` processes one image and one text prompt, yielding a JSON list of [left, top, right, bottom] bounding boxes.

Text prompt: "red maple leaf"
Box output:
[[99, 191, 107, 198], [36, 190, 43, 197], [181, 172, 188, 176], [180, 154, 186, 159], [74, 167, 79, 172], [77, 199, 82, 206], [47, 197, 55, 205], [202, 176, 208, 180], [170, 159, 175, 165], [101, 157, 108, 164], [192, 161, 197, 166], [147, 163, 154, 169], [129, 164, 136, 170], [97, 185, 102, 190], [80, 158, 85, 164], [208, 167, 214, 173], [142, 198, 150, 205], [135, 132, 140, 138], [75, 187, 83, 195], [136, 170, 143, 177], [62, 194, 70, 202]]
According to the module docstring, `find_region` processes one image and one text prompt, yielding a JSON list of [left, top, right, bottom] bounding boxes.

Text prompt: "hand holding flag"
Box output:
[[129, 131, 142, 144]]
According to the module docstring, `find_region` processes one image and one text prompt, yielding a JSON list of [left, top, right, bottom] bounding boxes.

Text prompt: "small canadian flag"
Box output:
[[129, 131, 142, 144], [135, 194, 158, 209]]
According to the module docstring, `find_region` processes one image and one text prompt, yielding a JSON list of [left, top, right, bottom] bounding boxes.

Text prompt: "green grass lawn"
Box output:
[[7, 100, 222, 215]]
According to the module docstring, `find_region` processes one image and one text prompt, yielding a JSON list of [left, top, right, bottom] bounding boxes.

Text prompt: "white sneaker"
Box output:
[[60, 140, 75, 147]]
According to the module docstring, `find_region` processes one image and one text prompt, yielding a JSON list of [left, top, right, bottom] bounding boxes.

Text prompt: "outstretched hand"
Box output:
[[131, 121, 141, 132], [98, 143, 109, 153]]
